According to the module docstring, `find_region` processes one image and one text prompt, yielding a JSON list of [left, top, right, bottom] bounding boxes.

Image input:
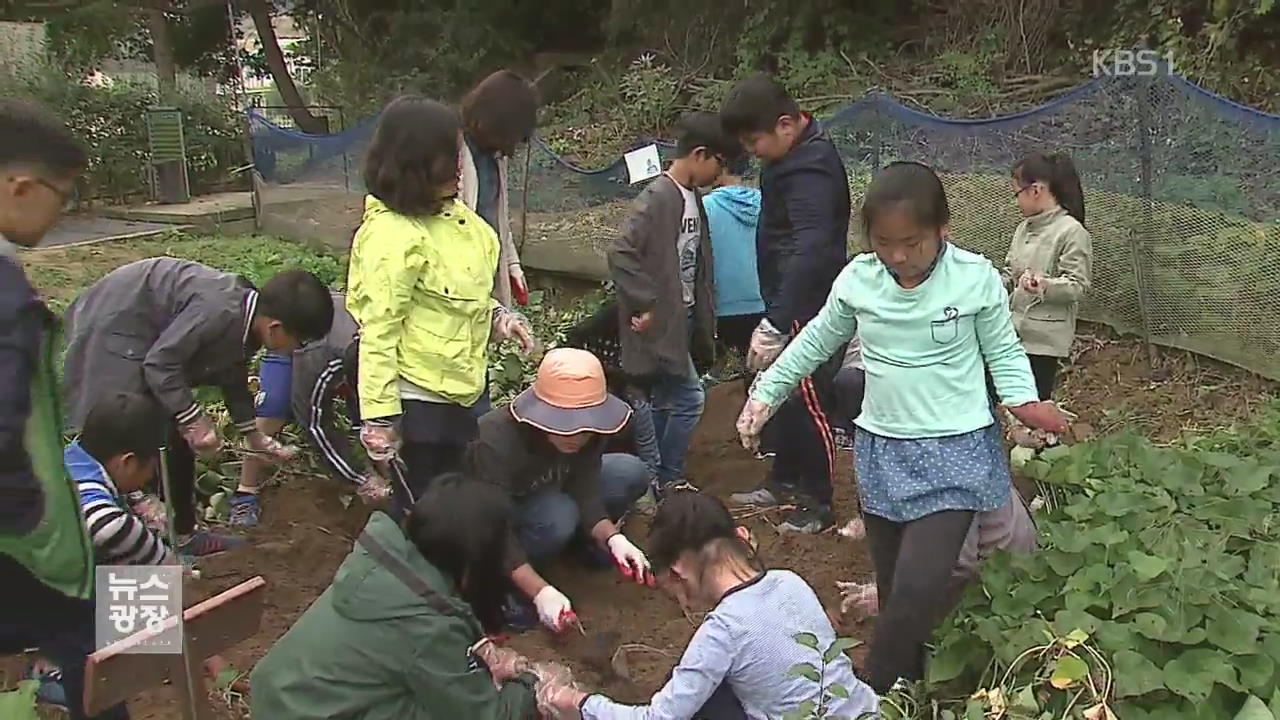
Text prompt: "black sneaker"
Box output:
[[778, 505, 834, 534]]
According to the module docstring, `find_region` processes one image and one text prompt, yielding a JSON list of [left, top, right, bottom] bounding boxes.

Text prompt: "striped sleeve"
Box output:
[[80, 481, 175, 566], [304, 358, 364, 485]]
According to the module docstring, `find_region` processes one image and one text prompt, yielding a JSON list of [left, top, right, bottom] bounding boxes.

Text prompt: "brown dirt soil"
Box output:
[[5, 329, 1273, 718]]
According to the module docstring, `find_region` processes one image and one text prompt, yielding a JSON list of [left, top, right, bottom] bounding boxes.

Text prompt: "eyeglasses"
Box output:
[[1012, 183, 1038, 199]]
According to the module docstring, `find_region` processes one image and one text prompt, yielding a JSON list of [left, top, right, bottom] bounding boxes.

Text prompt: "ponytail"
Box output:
[[1014, 152, 1086, 225]]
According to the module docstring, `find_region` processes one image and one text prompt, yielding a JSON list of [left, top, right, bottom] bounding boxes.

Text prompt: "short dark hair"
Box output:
[[0, 99, 87, 175], [1014, 152, 1086, 224], [860, 161, 951, 236], [720, 74, 801, 137], [80, 392, 167, 465], [405, 473, 514, 633], [363, 96, 460, 217], [674, 111, 742, 161], [460, 70, 539, 157], [258, 269, 334, 343], [647, 490, 760, 574]]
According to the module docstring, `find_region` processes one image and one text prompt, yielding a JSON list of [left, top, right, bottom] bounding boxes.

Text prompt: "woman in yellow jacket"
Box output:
[[1004, 152, 1093, 401], [347, 96, 534, 512]]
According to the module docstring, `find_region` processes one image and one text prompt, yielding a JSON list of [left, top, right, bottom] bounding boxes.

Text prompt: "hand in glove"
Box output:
[[532, 585, 577, 634], [356, 472, 392, 505], [493, 308, 538, 355], [539, 679, 587, 718], [472, 638, 530, 683], [180, 414, 221, 458], [736, 397, 779, 454], [508, 265, 530, 306], [746, 318, 788, 371], [360, 422, 401, 463], [606, 533, 653, 586], [245, 431, 299, 464], [1008, 401, 1070, 435]]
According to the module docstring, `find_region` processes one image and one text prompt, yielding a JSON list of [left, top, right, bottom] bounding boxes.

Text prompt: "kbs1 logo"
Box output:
[[1091, 49, 1176, 77]]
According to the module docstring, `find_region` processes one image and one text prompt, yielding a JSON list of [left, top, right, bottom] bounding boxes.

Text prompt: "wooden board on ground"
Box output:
[[84, 576, 267, 716]]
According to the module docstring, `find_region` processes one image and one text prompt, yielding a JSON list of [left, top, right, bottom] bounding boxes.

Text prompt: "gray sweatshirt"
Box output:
[[581, 570, 879, 720]]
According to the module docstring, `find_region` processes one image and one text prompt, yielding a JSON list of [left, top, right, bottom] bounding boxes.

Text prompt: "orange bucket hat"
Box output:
[[510, 348, 632, 435]]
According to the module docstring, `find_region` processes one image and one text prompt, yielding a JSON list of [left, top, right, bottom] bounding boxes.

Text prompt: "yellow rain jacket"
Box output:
[[347, 196, 498, 418]]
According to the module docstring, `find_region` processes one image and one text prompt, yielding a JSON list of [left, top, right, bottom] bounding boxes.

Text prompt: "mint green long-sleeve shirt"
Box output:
[[751, 244, 1038, 439]]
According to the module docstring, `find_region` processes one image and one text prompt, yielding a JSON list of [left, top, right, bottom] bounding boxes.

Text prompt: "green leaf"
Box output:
[[1227, 464, 1273, 494], [794, 632, 820, 651], [1207, 611, 1265, 655], [928, 638, 976, 685], [1235, 654, 1275, 695], [214, 667, 241, 692], [0, 680, 40, 720], [1011, 685, 1039, 714], [1114, 649, 1166, 698], [1133, 612, 1171, 641], [1128, 551, 1170, 581], [1200, 451, 1244, 469], [787, 662, 821, 683], [1271, 688, 1280, 718], [1050, 655, 1090, 689], [1234, 695, 1276, 720], [829, 683, 851, 699], [1165, 649, 1236, 703], [824, 637, 862, 663]]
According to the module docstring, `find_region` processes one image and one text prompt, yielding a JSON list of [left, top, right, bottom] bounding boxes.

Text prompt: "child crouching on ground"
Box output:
[[541, 491, 880, 719]]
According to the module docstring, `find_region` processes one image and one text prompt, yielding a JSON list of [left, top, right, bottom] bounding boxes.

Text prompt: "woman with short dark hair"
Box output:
[[250, 475, 541, 719]]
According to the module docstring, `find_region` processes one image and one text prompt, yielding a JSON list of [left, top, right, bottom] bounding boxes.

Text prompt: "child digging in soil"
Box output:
[[62, 260, 334, 557], [737, 161, 1070, 693], [540, 490, 880, 719], [347, 95, 535, 514]]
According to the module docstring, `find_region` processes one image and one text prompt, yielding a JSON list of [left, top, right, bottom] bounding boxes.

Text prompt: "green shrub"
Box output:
[[926, 410, 1280, 719]]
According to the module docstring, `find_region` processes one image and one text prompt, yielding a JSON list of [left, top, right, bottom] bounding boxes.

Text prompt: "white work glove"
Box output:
[[179, 414, 221, 459], [606, 533, 653, 586], [532, 585, 577, 634], [746, 318, 788, 371], [356, 472, 392, 505], [245, 431, 299, 464], [359, 421, 401, 463], [492, 307, 538, 355], [736, 396, 780, 454]]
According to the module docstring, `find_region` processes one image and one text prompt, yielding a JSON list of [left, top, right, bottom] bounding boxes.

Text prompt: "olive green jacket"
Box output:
[[1002, 207, 1093, 358]]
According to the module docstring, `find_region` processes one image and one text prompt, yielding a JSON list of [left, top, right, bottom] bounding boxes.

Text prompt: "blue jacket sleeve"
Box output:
[[0, 266, 43, 536], [768, 167, 840, 331]]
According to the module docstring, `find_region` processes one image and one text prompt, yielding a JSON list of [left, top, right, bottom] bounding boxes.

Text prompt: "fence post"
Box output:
[[1131, 75, 1159, 372]]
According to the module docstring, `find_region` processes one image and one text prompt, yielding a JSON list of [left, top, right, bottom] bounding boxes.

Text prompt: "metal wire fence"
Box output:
[[251, 67, 1280, 379]]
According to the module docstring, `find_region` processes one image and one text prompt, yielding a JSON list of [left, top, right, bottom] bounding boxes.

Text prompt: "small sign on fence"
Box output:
[[96, 565, 183, 654], [624, 144, 662, 184]]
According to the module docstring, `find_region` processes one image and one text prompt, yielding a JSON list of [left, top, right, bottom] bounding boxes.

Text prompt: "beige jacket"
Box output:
[[1002, 207, 1092, 358], [459, 141, 520, 307]]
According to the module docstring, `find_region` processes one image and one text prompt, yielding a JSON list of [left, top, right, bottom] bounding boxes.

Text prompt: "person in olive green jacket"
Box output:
[[346, 96, 535, 514], [250, 474, 541, 720], [1004, 152, 1093, 400]]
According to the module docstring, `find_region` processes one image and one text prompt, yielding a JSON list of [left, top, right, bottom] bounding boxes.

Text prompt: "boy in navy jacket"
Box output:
[[720, 74, 852, 533]]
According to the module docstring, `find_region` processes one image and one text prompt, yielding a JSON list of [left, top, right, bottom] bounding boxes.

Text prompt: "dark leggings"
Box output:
[[863, 510, 976, 692], [985, 354, 1061, 404], [391, 440, 467, 515], [164, 424, 197, 535]]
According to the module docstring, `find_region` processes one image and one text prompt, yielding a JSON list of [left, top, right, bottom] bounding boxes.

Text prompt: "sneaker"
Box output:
[[778, 505, 834, 534], [178, 530, 247, 558], [729, 486, 781, 508], [27, 663, 66, 710], [229, 492, 261, 527], [501, 593, 539, 632]]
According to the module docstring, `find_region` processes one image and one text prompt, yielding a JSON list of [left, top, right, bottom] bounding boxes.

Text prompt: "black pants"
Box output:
[[862, 509, 975, 692], [164, 424, 197, 536], [832, 366, 866, 433], [985, 354, 1061, 404], [696, 682, 748, 719], [764, 333, 845, 508], [0, 555, 129, 720], [715, 313, 762, 358]]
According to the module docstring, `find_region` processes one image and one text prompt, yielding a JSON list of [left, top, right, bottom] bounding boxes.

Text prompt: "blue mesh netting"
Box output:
[[251, 68, 1280, 379]]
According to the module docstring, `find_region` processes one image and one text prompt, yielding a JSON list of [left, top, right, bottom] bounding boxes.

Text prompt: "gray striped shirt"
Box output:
[[581, 570, 879, 720]]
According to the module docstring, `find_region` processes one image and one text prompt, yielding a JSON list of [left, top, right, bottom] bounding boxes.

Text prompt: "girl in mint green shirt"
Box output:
[[737, 161, 1069, 692]]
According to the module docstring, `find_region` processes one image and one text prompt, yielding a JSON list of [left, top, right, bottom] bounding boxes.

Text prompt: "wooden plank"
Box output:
[[83, 576, 266, 715]]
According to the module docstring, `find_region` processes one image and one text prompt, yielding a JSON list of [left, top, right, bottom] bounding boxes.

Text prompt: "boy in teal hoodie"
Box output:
[[704, 157, 765, 355]]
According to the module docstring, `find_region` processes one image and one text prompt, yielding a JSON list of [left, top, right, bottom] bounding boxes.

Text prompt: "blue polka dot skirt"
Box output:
[[853, 421, 1011, 523]]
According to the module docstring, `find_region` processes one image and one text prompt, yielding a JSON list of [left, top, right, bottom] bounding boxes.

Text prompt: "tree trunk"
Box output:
[[147, 7, 177, 102], [246, 0, 327, 134]]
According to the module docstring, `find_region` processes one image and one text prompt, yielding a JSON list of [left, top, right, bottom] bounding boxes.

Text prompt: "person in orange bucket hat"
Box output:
[[467, 348, 653, 633]]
